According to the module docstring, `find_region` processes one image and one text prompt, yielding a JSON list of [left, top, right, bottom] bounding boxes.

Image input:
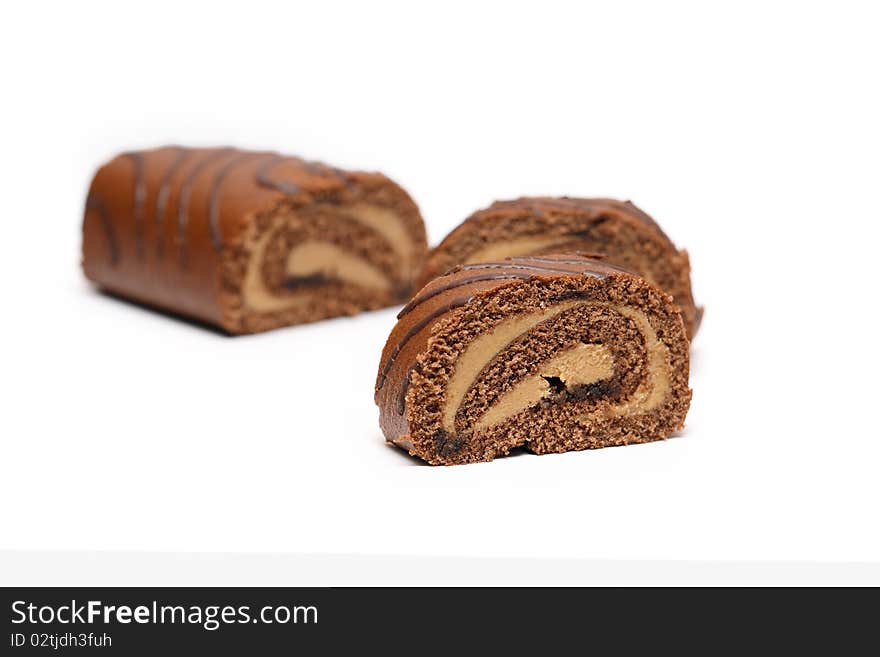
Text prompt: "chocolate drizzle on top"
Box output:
[[380, 256, 617, 396], [510, 254, 602, 265], [397, 273, 535, 320], [458, 261, 602, 274], [256, 156, 303, 195], [154, 147, 192, 258], [377, 292, 475, 391], [469, 197, 675, 249], [85, 195, 119, 266], [506, 255, 632, 274], [89, 146, 386, 273], [256, 156, 352, 195], [307, 161, 353, 189], [125, 151, 146, 260], [398, 258, 610, 320], [176, 148, 236, 263], [207, 152, 271, 252], [380, 255, 627, 417]]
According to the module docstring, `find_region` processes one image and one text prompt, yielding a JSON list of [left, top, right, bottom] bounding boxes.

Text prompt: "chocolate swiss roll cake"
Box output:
[[83, 146, 427, 333], [376, 254, 691, 465], [417, 198, 701, 338]]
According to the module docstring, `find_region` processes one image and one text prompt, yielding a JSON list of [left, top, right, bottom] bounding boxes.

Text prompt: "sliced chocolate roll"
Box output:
[[417, 198, 701, 338], [376, 254, 691, 465], [83, 146, 427, 333]]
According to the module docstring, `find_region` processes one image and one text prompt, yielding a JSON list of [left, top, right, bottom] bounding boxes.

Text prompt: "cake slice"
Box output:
[[376, 254, 691, 465], [83, 146, 427, 334], [416, 197, 701, 338]]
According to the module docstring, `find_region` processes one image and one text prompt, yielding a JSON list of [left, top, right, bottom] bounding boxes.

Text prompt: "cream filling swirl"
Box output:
[[241, 205, 411, 313], [442, 302, 672, 433]]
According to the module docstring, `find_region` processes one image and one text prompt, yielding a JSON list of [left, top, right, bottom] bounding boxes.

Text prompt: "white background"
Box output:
[[1, 1, 878, 584]]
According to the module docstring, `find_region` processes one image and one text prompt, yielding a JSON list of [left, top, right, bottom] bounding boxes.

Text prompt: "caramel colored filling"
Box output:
[[242, 206, 409, 313], [604, 306, 669, 417], [463, 236, 573, 264], [441, 302, 581, 432], [474, 342, 614, 430], [441, 302, 671, 433], [242, 224, 308, 313], [345, 204, 413, 270], [286, 242, 390, 291]]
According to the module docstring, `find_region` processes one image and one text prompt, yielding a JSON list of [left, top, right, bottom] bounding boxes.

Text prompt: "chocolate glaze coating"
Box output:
[[82, 146, 423, 330], [375, 254, 635, 442]]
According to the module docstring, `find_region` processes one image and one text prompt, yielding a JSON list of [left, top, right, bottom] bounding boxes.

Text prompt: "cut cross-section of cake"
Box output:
[[82, 146, 427, 334], [416, 197, 701, 338], [375, 254, 692, 465]]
